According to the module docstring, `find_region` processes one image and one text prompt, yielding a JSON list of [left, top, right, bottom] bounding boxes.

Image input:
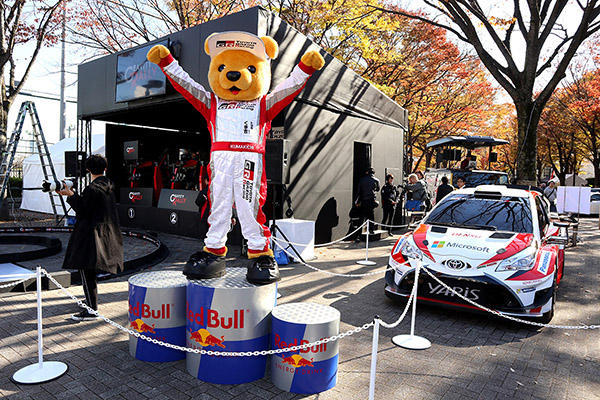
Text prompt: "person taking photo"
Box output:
[[58, 155, 123, 321]]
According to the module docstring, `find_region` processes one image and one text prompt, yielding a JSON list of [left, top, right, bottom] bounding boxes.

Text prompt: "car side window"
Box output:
[[535, 196, 549, 234]]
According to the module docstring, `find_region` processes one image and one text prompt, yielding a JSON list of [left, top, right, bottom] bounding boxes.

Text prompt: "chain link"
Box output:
[[369, 220, 410, 229], [378, 262, 419, 329], [42, 269, 375, 356], [0, 277, 31, 289], [420, 266, 599, 330], [272, 237, 394, 277]]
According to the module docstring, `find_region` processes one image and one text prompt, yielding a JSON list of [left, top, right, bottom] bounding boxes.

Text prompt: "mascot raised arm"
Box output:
[[147, 32, 325, 284]]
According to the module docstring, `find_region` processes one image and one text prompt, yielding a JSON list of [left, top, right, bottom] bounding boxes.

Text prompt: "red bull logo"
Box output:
[[130, 318, 156, 333], [129, 302, 171, 319], [186, 302, 245, 329], [188, 328, 226, 348], [281, 354, 314, 368], [273, 334, 327, 354]]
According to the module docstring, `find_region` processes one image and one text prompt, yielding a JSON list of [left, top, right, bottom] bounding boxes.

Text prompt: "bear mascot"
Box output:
[[147, 31, 325, 284]]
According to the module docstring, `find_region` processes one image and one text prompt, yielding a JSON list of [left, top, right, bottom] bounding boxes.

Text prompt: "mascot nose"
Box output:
[[226, 71, 241, 82]]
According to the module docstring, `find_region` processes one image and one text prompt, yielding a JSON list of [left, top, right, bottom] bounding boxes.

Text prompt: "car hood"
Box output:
[[411, 224, 534, 268]]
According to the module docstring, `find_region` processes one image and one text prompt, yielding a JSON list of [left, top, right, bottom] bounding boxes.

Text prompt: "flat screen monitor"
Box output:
[[116, 40, 168, 103]]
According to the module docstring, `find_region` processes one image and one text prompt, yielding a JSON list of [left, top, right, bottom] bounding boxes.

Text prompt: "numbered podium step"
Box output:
[[186, 268, 277, 384]]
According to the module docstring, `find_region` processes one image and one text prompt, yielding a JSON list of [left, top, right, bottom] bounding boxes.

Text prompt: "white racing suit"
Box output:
[[158, 54, 316, 257]]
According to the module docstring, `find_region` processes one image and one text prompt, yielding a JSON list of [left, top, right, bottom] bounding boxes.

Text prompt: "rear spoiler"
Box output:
[[505, 184, 543, 194]]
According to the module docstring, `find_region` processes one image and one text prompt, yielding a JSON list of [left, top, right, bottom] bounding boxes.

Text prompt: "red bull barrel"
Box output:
[[271, 302, 340, 394], [128, 271, 187, 362], [186, 267, 277, 384]]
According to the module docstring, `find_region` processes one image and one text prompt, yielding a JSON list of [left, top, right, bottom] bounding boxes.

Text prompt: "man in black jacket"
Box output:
[[356, 167, 380, 233], [380, 174, 398, 234], [58, 155, 123, 321], [435, 176, 454, 204]]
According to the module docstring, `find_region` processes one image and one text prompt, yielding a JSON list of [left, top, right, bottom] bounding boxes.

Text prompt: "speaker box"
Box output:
[[265, 139, 290, 184], [65, 151, 86, 177], [490, 152, 498, 163]]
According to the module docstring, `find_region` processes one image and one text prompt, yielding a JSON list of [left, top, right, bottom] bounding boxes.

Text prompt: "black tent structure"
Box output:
[[77, 7, 408, 243]]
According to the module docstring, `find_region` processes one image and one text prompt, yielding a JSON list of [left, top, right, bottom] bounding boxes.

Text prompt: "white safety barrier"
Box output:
[[273, 221, 367, 248], [357, 220, 377, 266], [0, 277, 31, 289], [369, 220, 410, 229]]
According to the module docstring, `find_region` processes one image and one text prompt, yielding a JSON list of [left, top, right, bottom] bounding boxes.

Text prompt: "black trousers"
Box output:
[[360, 203, 376, 232], [80, 269, 98, 311], [382, 206, 395, 230]]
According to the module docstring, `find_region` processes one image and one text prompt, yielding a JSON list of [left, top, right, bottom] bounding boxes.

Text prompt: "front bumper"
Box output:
[[384, 268, 553, 317]]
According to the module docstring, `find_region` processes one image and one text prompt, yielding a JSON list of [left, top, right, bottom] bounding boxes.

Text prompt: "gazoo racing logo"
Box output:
[[273, 334, 326, 373], [242, 160, 255, 202], [216, 40, 256, 50], [129, 191, 143, 202], [125, 146, 136, 154], [169, 193, 186, 205]]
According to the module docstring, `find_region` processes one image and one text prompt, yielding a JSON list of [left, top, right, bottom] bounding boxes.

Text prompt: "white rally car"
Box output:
[[385, 185, 567, 323]]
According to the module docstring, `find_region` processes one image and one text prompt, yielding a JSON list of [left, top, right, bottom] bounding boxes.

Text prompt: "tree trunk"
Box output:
[[515, 101, 541, 185], [0, 103, 8, 152]]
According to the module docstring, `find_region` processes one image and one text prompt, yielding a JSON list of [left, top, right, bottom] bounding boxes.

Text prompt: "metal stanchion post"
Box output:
[[357, 220, 376, 266], [391, 262, 431, 350], [368, 318, 380, 400], [12, 267, 68, 384]]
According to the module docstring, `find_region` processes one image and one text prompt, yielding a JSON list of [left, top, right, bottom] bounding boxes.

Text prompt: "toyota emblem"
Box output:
[[443, 259, 468, 270]]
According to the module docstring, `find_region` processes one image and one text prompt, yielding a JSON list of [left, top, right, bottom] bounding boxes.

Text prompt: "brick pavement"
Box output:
[[1, 220, 599, 399]]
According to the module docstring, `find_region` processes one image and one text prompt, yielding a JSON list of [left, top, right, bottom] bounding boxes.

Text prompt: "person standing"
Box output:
[[544, 181, 558, 212], [58, 155, 123, 321], [456, 177, 466, 189], [381, 174, 399, 234], [356, 167, 380, 233], [404, 173, 427, 210], [435, 176, 454, 204]]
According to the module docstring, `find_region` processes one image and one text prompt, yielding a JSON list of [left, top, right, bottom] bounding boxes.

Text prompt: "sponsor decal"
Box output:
[[129, 191, 143, 202], [242, 160, 255, 202], [274, 334, 326, 375], [516, 287, 536, 294], [427, 282, 480, 301], [440, 242, 490, 253], [188, 328, 226, 348], [186, 302, 246, 330], [129, 302, 171, 320], [273, 334, 327, 354], [169, 193, 186, 205], [126, 146, 136, 154], [392, 238, 405, 256], [216, 40, 256, 49], [243, 121, 254, 135], [537, 251, 552, 275], [218, 102, 257, 110], [130, 318, 156, 333], [431, 241, 445, 248], [451, 232, 483, 238]]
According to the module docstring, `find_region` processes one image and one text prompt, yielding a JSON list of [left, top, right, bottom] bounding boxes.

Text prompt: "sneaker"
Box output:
[[71, 310, 100, 321], [246, 255, 280, 285], [183, 251, 226, 279]]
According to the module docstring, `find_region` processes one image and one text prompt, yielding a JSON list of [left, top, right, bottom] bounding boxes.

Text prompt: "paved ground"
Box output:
[[1, 219, 599, 399]]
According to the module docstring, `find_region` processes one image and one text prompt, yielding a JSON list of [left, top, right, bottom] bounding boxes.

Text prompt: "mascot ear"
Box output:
[[261, 36, 279, 59], [204, 34, 214, 56]]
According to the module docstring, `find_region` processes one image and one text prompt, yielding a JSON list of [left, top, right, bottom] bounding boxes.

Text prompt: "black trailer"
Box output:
[[76, 6, 407, 243]]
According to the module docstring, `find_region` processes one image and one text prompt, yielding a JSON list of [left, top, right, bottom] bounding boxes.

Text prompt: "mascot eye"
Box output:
[[218, 64, 226, 72], [247, 65, 256, 73]]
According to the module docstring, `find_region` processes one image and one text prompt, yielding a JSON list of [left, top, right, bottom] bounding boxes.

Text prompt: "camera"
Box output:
[[41, 179, 74, 193]]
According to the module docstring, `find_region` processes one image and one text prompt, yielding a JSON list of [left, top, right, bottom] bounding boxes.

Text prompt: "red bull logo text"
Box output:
[[188, 328, 226, 348], [129, 302, 171, 319], [186, 302, 245, 329], [273, 334, 327, 354]]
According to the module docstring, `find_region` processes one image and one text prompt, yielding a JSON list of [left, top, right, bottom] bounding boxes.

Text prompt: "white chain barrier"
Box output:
[[272, 236, 394, 277], [0, 277, 31, 289], [274, 221, 367, 248], [369, 220, 410, 229], [420, 267, 600, 330], [377, 262, 420, 328]]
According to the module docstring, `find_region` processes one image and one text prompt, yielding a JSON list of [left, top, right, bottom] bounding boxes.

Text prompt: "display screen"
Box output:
[[115, 40, 168, 103]]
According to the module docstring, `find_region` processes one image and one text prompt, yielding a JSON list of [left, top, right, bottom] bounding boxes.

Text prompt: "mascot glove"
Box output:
[[301, 50, 325, 71], [147, 44, 171, 65]]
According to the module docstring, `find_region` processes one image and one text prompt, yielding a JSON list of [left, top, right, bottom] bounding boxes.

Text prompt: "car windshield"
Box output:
[[452, 172, 508, 187], [426, 194, 533, 233]]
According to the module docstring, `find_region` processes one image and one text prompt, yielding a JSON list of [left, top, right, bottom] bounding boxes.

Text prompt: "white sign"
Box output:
[[557, 186, 591, 214]]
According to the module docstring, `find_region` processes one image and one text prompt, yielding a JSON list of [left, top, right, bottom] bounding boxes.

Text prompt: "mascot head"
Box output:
[[205, 31, 279, 101]]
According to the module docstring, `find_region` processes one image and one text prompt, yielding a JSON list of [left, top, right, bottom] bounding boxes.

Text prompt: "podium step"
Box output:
[[360, 229, 389, 241]]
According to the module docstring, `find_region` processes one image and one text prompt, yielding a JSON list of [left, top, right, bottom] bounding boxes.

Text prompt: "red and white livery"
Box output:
[[385, 185, 567, 323]]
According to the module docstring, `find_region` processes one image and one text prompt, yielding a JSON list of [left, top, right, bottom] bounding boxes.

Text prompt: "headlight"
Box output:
[[496, 248, 536, 272], [400, 239, 423, 261]]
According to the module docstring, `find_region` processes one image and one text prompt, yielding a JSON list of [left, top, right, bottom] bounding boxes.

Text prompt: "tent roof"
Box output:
[[23, 134, 105, 164], [427, 136, 510, 149]]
